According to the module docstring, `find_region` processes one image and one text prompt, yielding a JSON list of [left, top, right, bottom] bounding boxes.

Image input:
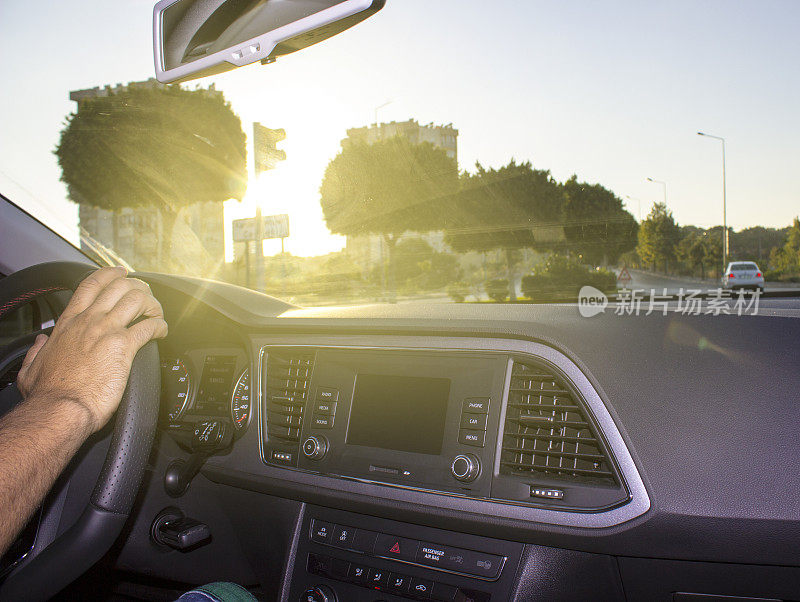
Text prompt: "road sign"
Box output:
[[617, 266, 632, 286], [233, 214, 289, 242]]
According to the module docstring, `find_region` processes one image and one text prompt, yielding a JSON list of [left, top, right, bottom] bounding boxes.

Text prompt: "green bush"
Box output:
[[522, 255, 616, 300], [485, 279, 508, 302], [447, 281, 470, 303]]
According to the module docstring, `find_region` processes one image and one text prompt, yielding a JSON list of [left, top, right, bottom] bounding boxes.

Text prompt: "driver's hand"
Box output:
[[15, 266, 168, 434]]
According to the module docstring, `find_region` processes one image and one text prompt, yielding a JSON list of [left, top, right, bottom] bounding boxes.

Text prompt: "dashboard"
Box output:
[[105, 273, 800, 602]]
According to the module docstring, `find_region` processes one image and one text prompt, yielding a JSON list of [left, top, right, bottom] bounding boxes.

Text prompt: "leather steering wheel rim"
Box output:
[[0, 261, 161, 601]]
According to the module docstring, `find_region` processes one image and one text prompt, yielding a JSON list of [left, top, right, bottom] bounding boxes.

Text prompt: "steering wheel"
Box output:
[[0, 262, 161, 601]]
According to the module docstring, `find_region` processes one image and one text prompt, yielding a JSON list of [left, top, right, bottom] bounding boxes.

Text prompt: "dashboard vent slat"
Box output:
[[265, 350, 315, 444], [500, 360, 617, 486]]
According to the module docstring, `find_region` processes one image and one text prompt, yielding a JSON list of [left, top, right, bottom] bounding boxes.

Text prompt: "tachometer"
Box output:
[[231, 368, 251, 431], [161, 357, 191, 422]]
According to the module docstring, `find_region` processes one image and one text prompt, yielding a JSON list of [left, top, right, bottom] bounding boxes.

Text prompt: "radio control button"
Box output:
[[311, 414, 334, 429], [314, 401, 337, 415], [460, 413, 487, 430], [458, 429, 486, 447], [317, 387, 339, 401], [463, 398, 490, 414], [374, 533, 419, 561], [451, 454, 480, 482], [302, 435, 328, 460]]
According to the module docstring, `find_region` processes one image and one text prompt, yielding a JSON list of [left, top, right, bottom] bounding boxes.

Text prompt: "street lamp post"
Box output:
[[697, 131, 728, 272], [625, 195, 642, 221], [646, 177, 667, 204]]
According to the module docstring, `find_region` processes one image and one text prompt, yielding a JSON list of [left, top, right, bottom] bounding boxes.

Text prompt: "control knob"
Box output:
[[302, 435, 328, 461], [451, 453, 480, 482], [301, 584, 336, 602]]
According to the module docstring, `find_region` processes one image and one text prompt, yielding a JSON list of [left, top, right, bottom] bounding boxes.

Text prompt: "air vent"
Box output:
[[500, 360, 618, 488], [263, 349, 315, 467]]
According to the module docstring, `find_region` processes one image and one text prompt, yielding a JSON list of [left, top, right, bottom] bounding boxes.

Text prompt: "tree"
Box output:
[[677, 230, 711, 278], [319, 136, 459, 296], [731, 226, 789, 264], [56, 82, 247, 271], [443, 160, 566, 300], [637, 202, 680, 273], [769, 217, 800, 275], [562, 176, 638, 266], [392, 238, 461, 292]]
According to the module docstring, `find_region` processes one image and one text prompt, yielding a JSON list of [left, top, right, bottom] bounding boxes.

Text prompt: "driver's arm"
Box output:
[[0, 266, 168, 556]]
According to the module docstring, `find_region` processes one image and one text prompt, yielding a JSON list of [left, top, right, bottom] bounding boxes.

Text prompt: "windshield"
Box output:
[[2, 1, 799, 306]]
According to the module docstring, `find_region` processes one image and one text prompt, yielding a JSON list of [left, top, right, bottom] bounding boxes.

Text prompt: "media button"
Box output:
[[314, 401, 337, 415], [317, 387, 339, 401], [310, 519, 333, 544], [463, 398, 490, 414], [374, 533, 418, 561], [458, 429, 485, 447], [409, 577, 434, 599], [331, 525, 356, 549], [460, 413, 487, 430]]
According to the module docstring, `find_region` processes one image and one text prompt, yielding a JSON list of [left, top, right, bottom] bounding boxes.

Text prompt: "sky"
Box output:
[[1, 0, 798, 259]]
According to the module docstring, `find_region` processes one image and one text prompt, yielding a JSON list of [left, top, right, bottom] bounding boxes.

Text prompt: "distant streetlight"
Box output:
[[625, 195, 642, 221], [646, 177, 667, 204], [697, 131, 728, 272], [374, 100, 392, 125]]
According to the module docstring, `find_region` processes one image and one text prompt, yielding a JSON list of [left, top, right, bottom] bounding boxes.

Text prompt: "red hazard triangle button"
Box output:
[[376, 533, 416, 561]]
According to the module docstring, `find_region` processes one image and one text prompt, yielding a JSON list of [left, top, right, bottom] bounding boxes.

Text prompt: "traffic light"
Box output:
[[253, 122, 286, 174]]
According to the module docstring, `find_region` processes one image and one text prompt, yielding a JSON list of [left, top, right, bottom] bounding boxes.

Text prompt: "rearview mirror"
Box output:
[[153, 0, 385, 83]]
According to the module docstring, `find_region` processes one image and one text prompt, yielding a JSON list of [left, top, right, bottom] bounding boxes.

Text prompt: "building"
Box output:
[[343, 120, 458, 274], [70, 80, 226, 275], [344, 119, 458, 162]]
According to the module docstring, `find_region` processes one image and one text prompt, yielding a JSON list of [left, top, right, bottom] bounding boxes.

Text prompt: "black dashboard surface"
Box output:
[[131, 275, 800, 602]]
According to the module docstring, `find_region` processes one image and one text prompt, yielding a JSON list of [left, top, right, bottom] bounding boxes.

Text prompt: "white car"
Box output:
[[722, 261, 765, 291]]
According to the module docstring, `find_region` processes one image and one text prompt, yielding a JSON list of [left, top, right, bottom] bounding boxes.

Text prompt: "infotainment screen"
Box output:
[[346, 374, 451, 455]]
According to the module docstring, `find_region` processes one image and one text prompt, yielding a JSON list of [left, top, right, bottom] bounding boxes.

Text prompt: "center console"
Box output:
[[263, 347, 507, 500]]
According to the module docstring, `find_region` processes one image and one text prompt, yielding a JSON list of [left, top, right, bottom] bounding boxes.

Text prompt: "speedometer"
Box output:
[[161, 357, 191, 422], [231, 368, 251, 431]]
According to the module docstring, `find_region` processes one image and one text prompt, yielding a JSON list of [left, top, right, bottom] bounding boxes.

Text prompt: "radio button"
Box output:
[[374, 533, 419, 561], [317, 387, 339, 401], [311, 414, 334, 429], [314, 401, 337, 415], [458, 429, 485, 447], [451, 454, 480, 482], [460, 413, 487, 430], [463, 398, 490, 414]]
